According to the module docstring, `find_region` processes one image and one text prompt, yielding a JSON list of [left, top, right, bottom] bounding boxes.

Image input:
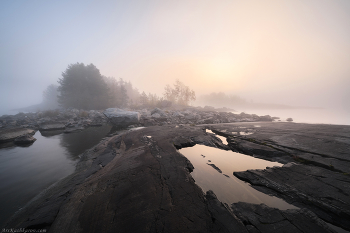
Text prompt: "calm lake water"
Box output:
[[0, 125, 112, 227], [239, 108, 350, 125]]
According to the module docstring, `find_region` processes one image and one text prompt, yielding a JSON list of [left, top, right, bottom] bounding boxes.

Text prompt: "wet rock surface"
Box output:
[[5, 125, 258, 233], [234, 164, 350, 231], [231, 202, 336, 233], [207, 122, 350, 231], [4, 122, 348, 233]]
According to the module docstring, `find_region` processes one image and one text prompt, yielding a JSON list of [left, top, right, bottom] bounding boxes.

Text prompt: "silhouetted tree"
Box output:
[[118, 83, 129, 107], [164, 79, 196, 106], [103, 77, 131, 108], [43, 84, 59, 108], [148, 93, 160, 107], [57, 63, 109, 109], [139, 91, 148, 106], [124, 81, 140, 104]]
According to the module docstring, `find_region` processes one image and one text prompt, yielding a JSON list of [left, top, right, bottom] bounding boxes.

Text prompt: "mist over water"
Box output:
[[236, 108, 350, 126]]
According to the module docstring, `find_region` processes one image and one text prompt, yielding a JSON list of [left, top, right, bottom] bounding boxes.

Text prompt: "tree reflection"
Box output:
[[59, 125, 112, 160]]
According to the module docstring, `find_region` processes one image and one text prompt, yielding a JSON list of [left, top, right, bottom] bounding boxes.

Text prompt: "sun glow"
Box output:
[[209, 58, 235, 77]]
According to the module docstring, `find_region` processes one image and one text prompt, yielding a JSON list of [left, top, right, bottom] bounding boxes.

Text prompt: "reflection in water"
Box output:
[[0, 125, 112, 227], [239, 132, 254, 135], [206, 129, 228, 145], [179, 145, 297, 210], [59, 125, 112, 160]]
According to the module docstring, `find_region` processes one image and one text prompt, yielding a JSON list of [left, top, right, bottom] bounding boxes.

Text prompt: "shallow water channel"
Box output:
[[0, 125, 112, 227], [179, 142, 297, 210]]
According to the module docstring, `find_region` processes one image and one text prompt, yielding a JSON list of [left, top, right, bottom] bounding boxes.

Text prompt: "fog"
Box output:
[[1, 0, 349, 117]]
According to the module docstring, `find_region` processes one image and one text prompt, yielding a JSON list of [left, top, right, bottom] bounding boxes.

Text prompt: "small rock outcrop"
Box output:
[[103, 108, 140, 128], [39, 123, 66, 131], [0, 128, 35, 143], [14, 134, 37, 145], [231, 202, 336, 233]]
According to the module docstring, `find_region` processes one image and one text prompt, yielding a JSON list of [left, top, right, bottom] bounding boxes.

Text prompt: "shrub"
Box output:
[[42, 110, 60, 118], [79, 111, 89, 118]]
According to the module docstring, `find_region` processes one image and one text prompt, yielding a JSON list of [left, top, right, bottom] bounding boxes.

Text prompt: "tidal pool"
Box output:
[[179, 144, 297, 210]]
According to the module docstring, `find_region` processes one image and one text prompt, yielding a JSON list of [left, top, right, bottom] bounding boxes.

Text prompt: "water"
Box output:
[[179, 144, 297, 210], [0, 125, 112, 227], [238, 108, 350, 125], [206, 129, 227, 144]]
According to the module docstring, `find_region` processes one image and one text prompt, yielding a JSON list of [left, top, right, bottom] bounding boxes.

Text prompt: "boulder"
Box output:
[[39, 123, 66, 131], [172, 111, 184, 117], [104, 108, 140, 128], [151, 113, 161, 118], [286, 118, 293, 122], [0, 128, 36, 143], [14, 134, 37, 145], [151, 107, 165, 116]]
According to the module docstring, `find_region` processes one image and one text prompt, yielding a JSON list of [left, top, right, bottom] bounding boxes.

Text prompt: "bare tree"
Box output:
[[164, 79, 196, 106]]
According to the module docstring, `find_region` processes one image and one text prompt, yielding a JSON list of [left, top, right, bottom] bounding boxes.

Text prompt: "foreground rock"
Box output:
[[231, 202, 336, 233], [5, 123, 344, 233], [6, 126, 229, 232], [103, 108, 140, 127], [234, 164, 350, 231], [207, 122, 350, 231]]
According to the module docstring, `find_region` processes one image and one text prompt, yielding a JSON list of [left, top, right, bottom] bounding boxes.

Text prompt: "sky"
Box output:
[[1, 0, 349, 113]]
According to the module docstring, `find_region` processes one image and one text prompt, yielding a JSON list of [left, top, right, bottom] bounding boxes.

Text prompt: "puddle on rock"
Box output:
[[179, 144, 297, 210], [129, 127, 145, 131], [206, 129, 227, 145], [239, 132, 254, 136]]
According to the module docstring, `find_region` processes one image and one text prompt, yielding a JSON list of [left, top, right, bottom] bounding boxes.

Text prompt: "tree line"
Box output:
[[43, 63, 195, 110]]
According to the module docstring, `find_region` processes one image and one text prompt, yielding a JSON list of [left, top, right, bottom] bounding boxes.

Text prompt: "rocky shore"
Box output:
[[2, 107, 348, 232], [1, 113, 349, 232], [0, 107, 278, 146]]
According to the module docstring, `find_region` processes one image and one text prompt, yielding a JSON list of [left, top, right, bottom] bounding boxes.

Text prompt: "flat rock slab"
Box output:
[[234, 164, 350, 230], [231, 202, 336, 233], [39, 123, 65, 131], [213, 122, 350, 162], [0, 128, 35, 143], [207, 122, 350, 231]]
